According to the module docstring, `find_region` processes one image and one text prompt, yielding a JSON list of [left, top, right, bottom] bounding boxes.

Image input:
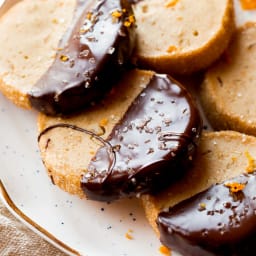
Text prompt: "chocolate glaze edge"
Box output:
[[157, 171, 256, 256], [29, 0, 136, 116], [81, 73, 203, 201]]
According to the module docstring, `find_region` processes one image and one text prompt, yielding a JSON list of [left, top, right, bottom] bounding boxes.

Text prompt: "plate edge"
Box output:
[[0, 179, 82, 256]]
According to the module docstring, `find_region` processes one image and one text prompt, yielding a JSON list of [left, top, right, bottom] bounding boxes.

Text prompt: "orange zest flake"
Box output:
[[159, 245, 171, 256], [60, 55, 69, 62], [99, 118, 109, 127], [245, 151, 256, 173], [111, 9, 135, 27], [224, 182, 246, 193], [86, 11, 93, 20], [128, 15, 135, 24], [125, 229, 133, 240], [240, 0, 256, 10], [125, 233, 133, 240], [112, 10, 123, 19], [165, 0, 179, 8], [167, 45, 178, 53], [124, 15, 135, 27], [124, 21, 131, 27]]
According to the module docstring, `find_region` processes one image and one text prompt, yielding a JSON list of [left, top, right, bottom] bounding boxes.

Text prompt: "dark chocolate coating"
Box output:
[[127, 0, 142, 3], [28, 0, 135, 115], [81, 74, 202, 201], [157, 172, 256, 256]]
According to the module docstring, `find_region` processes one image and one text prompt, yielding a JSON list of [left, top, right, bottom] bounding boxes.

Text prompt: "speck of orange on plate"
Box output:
[[159, 245, 171, 256], [240, 0, 256, 10], [125, 229, 134, 240]]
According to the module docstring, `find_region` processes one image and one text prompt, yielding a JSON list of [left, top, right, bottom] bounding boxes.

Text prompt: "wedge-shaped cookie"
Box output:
[[132, 0, 235, 74], [0, 0, 135, 115], [200, 23, 256, 136], [0, 0, 76, 109], [158, 170, 256, 255], [38, 69, 202, 200], [142, 131, 256, 255]]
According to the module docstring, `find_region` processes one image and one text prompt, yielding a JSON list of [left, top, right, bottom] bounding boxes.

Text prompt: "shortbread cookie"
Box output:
[[37, 69, 152, 197], [0, 0, 135, 115], [37, 69, 202, 199], [158, 166, 256, 255], [142, 131, 256, 235], [132, 0, 235, 74], [200, 23, 256, 135], [29, 0, 135, 115], [0, 0, 76, 109]]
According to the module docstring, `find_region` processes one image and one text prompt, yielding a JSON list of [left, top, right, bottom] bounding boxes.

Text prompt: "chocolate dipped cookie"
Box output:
[[0, 0, 76, 109], [37, 69, 202, 200], [158, 171, 256, 256], [142, 131, 256, 255], [0, 0, 135, 115], [29, 0, 135, 115]]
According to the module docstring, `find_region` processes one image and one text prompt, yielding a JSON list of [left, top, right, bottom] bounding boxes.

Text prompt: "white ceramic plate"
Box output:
[[0, 1, 255, 256], [0, 1, 166, 255], [0, 90, 168, 256]]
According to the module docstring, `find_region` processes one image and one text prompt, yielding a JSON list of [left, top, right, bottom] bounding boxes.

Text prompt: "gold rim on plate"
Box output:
[[0, 179, 81, 256]]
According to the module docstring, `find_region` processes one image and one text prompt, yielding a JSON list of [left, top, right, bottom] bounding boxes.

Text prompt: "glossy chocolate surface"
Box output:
[[127, 0, 142, 3], [158, 172, 256, 256], [29, 0, 135, 115], [81, 74, 202, 201]]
